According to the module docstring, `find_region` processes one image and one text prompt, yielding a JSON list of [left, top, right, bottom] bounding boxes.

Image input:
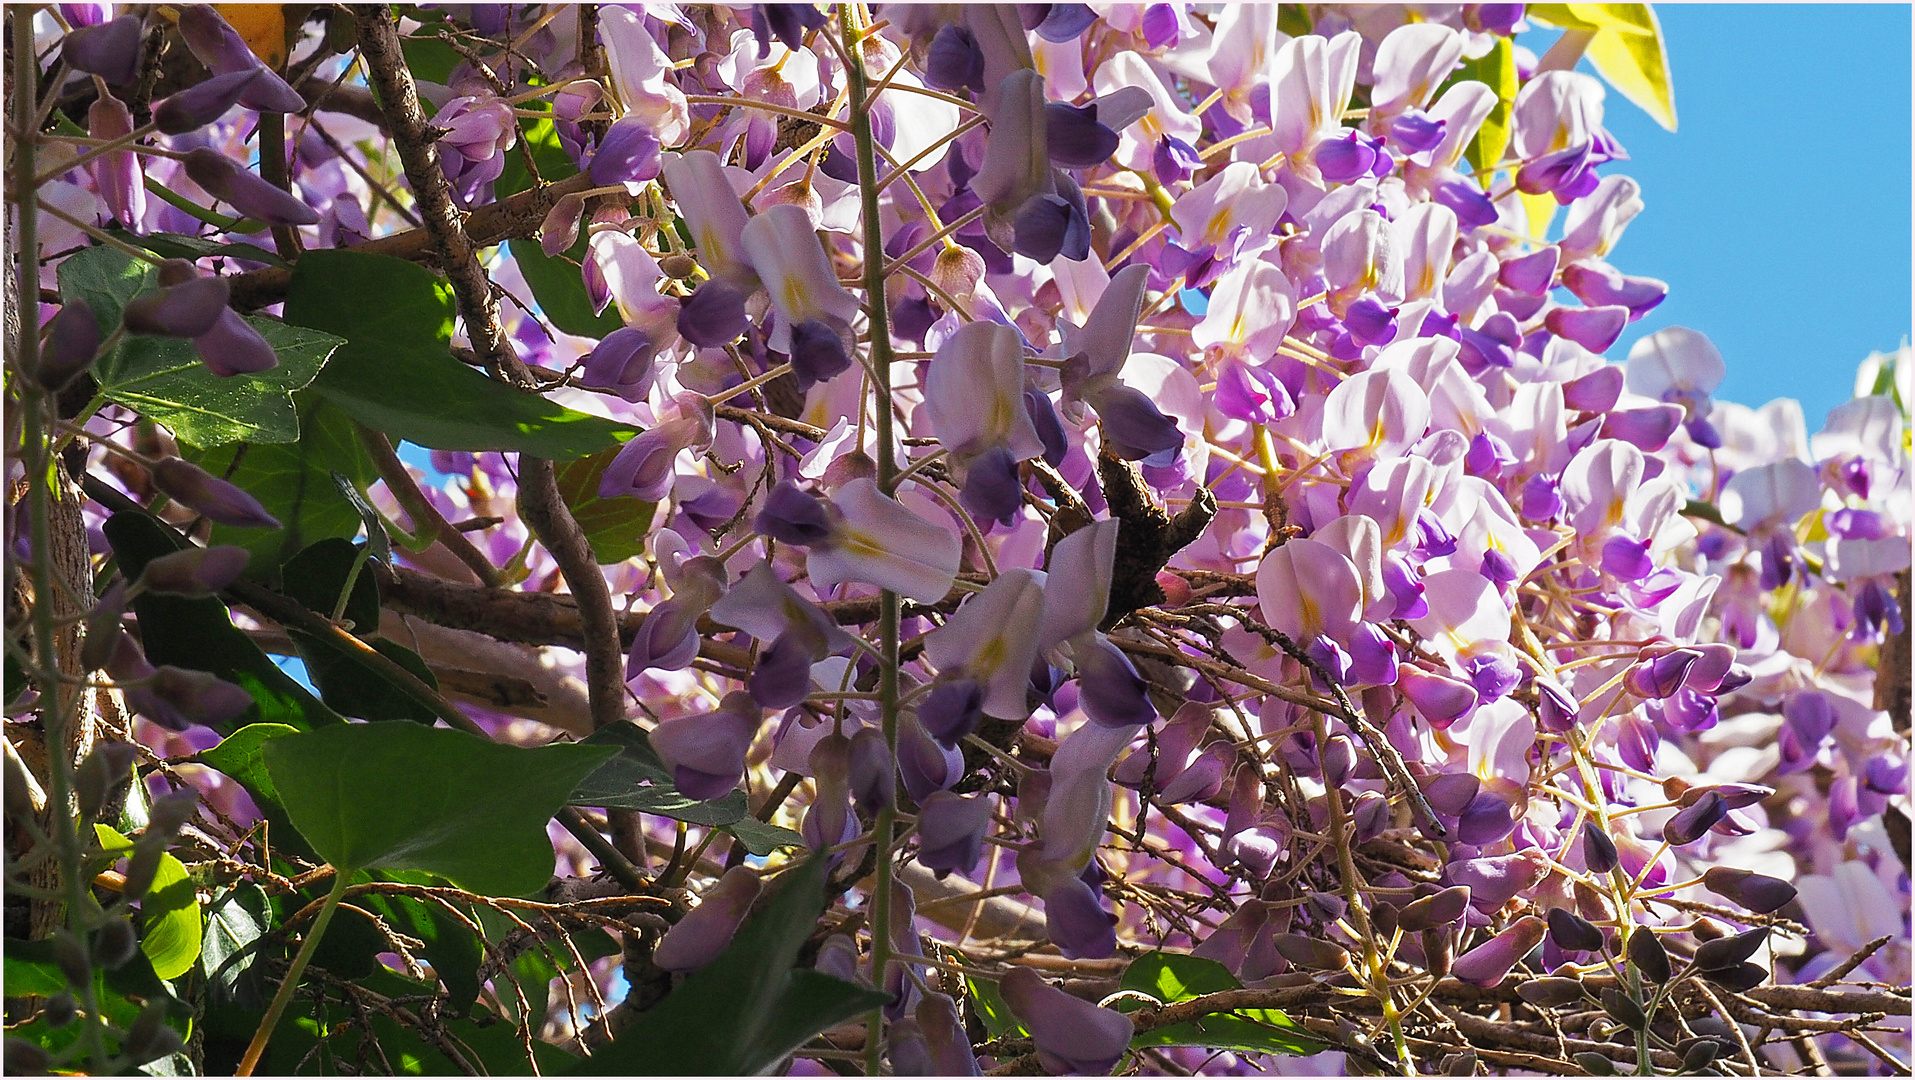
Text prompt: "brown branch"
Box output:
[[356, 424, 502, 586]]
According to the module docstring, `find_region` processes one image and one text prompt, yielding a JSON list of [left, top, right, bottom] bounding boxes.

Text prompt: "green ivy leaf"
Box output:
[[119, 230, 290, 270], [278, 538, 443, 723], [261, 723, 616, 896], [1457, 37, 1517, 178], [723, 818, 807, 858], [56, 242, 153, 334], [571, 856, 891, 1076], [95, 824, 202, 981], [102, 513, 341, 733], [548, 447, 658, 564], [196, 723, 301, 804], [202, 884, 270, 1008], [498, 115, 579, 198], [285, 250, 635, 459], [510, 238, 624, 338], [968, 973, 1026, 1038], [183, 397, 380, 579], [1117, 952, 1324, 1058]]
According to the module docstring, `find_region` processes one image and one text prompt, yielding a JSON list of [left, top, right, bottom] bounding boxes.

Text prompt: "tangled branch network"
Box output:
[[5, 2, 1910, 1077]]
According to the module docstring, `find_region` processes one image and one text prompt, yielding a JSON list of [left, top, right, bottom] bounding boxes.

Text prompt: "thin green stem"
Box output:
[[14, 7, 107, 1071], [236, 868, 353, 1076], [842, 6, 904, 1075]]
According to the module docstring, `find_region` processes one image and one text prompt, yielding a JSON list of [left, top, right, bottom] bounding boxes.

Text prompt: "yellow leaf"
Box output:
[[1520, 190, 1560, 241], [214, 4, 287, 70], [1581, 6, 1677, 131]]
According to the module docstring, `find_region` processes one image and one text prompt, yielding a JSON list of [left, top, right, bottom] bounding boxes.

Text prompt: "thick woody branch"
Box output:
[[353, 5, 625, 732]]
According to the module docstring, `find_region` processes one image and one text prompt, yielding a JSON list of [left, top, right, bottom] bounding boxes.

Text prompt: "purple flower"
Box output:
[[137, 545, 250, 596], [916, 791, 992, 879], [150, 458, 280, 529], [124, 666, 254, 732], [153, 69, 266, 135], [1450, 915, 1546, 987], [183, 148, 320, 226], [676, 280, 747, 349], [194, 308, 279, 377], [589, 118, 662, 187], [652, 866, 761, 973], [123, 270, 230, 339], [1663, 790, 1727, 846], [62, 14, 143, 85], [925, 24, 985, 93], [649, 692, 760, 801], [1544, 304, 1629, 352], [997, 968, 1133, 1075], [87, 92, 144, 228], [38, 300, 101, 391], [580, 328, 658, 403]]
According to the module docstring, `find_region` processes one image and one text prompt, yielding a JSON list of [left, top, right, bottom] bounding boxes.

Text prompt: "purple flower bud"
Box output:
[[1318, 733, 1355, 788], [1662, 790, 1726, 846], [1692, 927, 1768, 973], [1600, 403, 1685, 451], [193, 307, 279, 377], [183, 148, 320, 227], [1273, 932, 1351, 971], [87, 92, 145, 228], [137, 545, 249, 596], [650, 693, 760, 801], [1033, 3, 1099, 41], [1577, 824, 1619, 876], [628, 597, 701, 676], [1600, 534, 1655, 582], [122, 274, 230, 339], [675, 279, 746, 349], [1315, 129, 1382, 184], [919, 678, 983, 747], [62, 4, 109, 28], [1421, 772, 1481, 818], [589, 118, 662, 187], [1398, 665, 1476, 728], [1093, 383, 1183, 464], [150, 457, 280, 528], [958, 445, 1024, 527], [917, 992, 980, 1077], [998, 967, 1133, 1076], [1450, 915, 1544, 987], [1784, 691, 1836, 746], [1560, 261, 1667, 319], [1518, 473, 1563, 523], [1547, 907, 1604, 953], [62, 14, 143, 85], [1701, 867, 1796, 914], [1447, 850, 1548, 911], [1398, 885, 1471, 932], [917, 790, 992, 879], [842, 726, 896, 815], [153, 68, 264, 135], [1024, 389, 1068, 466], [1625, 648, 1699, 699], [1544, 304, 1629, 352], [653, 866, 762, 973], [789, 318, 853, 390], [578, 327, 657, 403], [1042, 875, 1117, 960], [1559, 365, 1623, 414], [1351, 790, 1390, 843], [754, 480, 835, 546], [1152, 134, 1202, 186], [748, 629, 817, 709], [1463, 651, 1520, 701], [1457, 790, 1517, 845], [1473, 4, 1526, 35], [898, 713, 964, 801], [1075, 635, 1156, 728], [1045, 101, 1120, 170], [925, 24, 985, 93], [599, 428, 681, 503], [1390, 112, 1447, 153], [38, 300, 102, 391], [125, 665, 254, 731], [1159, 742, 1232, 805], [1497, 245, 1560, 296], [1432, 176, 1499, 228]]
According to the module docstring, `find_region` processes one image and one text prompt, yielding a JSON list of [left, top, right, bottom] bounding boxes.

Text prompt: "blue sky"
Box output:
[[1525, 5, 1912, 430]]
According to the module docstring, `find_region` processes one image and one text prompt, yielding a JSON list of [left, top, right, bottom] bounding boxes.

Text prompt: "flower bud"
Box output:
[[1421, 926, 1452, 979], [539, 193, 585, 257], [675, 279, 747, 348], [1700, 961, 1767, 992], [146, 788, 200, 841], [38, 299, 102, 391], [150, 457, 282, 529], [121, 998, 183, 1064], [589, 118, 662, 186], [62, 14, 143, 84], [122, 275, 230, 338], [1517, 976, 1586, 1008], [916, 992, 979, 1077], [659, 253, 699, 279], [1272, 932, 1350, 971], [579, 327, 658, 403], [649, 693, 759, 801], [1397, 885, 1471, 932], [652, 866, 761, 973], [1662, 790, 1726, 846], [137, 545, 250, 596], [1626, 926, 1670, 983], [183, 147, 321, 226], [1600, 987, 1645, 1030], [1693, 927, 1768, 972], [1450, 915, 1545, 987], [788, 318, 853, 389], [153, 68, 264, 135], [5, 1038, 49, 1075], [49, 930, 92, 988], [1701, 866, 1797, 914], [122, 843, 163, 900], [75, 741, 138, 822], [88, 89, 146, 227], [1680, 1039, 1722, 1072], [1547, 907, 1606, 954], [929, 245, 985, 307], [41, 993, 77, 1028], [194, 308, 279, 376], [1582, 823, 1620, 874], [846, 726, 894, 814], [1573, 1051, 1618, 1075], [126, 666, 253, 731], [996, 967, 1134, 1076], [92, 915, 140, 969], [916, 790, 991, 879], [916, 678, 983, 747]]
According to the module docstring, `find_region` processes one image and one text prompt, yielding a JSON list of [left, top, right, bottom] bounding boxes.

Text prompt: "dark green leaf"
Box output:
[[182, 398, 380, 578], [280, 537, 379, 630], [571, 855, 891, 1076], [261, 723, 616, 895], [569, 723, 748, 825], [723, 818, 806, 857], [1118, 952, 1324, 1058], [285, 250, 635, 459], [278, 537, 443, 722], [196, 723, 300, 804], [202, 884, 270, 1008], [120, 230, 290, 270], [498, 115, 579, 198], [59, 246, 341, 447], [362, 878, 486, 1016], [103, 513, 340, 733], [510, 238, 623, 338], [549, 447, 658, 564]]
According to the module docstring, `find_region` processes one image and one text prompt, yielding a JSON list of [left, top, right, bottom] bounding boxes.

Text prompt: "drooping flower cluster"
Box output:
[[21, 3, 1910, 1077]]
